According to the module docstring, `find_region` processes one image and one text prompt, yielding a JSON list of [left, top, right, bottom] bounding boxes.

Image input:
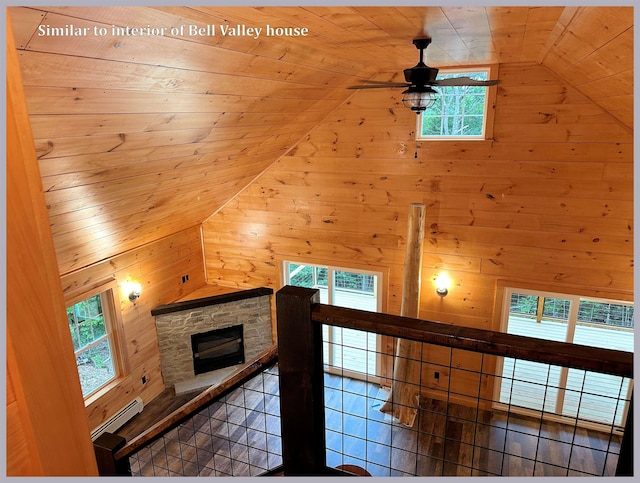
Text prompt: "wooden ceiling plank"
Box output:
[[7, 7, 46, 49], [577, 68, 632, 98], [29, 113, 158, 139], [177, 5, 381, 73], [398, 6, 452, 34], [302, 6, 390, 42], [34, 128, 212, 160], [51, 189, 249, 247], [17, 51, 352, 99], [45, 160, 278, 224], [566, 7, 633, 51], [569, 29, 634, 81], [49, 181, 252, 236], [143, 109, 326, 131], [349, 6, 419, 37], [43, 157, 282, 217], [35, 121, 317, 161], [24, 12, 358, 87], [53, 178, 252, 242], [24, 86, 346, 115], [31, 108, 328, 141], [36, 6, 373, 79], [37, 135, 303, 177]]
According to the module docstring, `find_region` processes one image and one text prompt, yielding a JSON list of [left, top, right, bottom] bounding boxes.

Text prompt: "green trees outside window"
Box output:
[[419, 70, 489, 138], [67, 292, 116, 397]]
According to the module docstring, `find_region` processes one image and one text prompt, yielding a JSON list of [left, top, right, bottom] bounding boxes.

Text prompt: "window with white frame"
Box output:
[[418, 67, 495, 140], [66, 282, 123, 398], [283, 261, 382, 381], [495, 286, 633, 430]]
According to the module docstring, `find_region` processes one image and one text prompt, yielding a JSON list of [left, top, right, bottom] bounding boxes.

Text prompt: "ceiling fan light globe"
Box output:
[[401, 89, 437, 113]]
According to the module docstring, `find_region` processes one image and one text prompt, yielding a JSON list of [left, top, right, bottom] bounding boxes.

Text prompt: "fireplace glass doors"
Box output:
[[191, 325, 245, 375]]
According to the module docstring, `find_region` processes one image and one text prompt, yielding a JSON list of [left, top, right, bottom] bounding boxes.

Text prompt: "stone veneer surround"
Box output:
[[151, 288, 273, 393]]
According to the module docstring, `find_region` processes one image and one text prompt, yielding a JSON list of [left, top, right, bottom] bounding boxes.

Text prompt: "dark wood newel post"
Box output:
[[276, 285, 326, 475], [93, 432, 131, 476], [616, 392, 633, 476]]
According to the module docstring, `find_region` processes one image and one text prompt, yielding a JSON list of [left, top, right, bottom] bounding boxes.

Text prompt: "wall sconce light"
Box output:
[[122, 281, 142, 302], [435, 273, 450, 297]]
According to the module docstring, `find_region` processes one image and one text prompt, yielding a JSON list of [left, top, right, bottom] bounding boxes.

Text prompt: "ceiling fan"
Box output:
[[349, 37, 499, 113]]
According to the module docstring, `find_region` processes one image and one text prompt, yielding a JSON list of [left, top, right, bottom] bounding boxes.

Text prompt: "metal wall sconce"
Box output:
[[122, 281, 142, 302], [435, 273, 450, 297]]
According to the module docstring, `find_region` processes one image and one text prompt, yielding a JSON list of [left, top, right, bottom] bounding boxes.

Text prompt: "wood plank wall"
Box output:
[[202, 62, 633, 400], [60, 225, 206, 431]]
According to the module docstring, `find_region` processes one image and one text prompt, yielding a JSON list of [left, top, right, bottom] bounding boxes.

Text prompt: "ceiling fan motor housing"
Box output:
[[403, 65, 439, 85], [404, 37, 439, 85]]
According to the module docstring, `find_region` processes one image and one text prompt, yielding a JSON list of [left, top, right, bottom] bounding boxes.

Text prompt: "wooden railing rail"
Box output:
[[275, 286, 633, 477], [93, 344, 278, 474], [311, 303, 633, 378]]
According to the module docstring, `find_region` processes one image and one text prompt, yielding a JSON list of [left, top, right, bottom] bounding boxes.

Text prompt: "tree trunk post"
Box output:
[[380, 203, 426, 426]]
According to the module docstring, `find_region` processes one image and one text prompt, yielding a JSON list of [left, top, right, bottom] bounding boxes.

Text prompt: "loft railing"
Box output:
[[275, 285, 633, 477], [94, 286, 633, 477], [94, 345, 281, 476]]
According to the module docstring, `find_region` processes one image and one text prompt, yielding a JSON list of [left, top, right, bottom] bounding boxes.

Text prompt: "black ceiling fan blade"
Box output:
[[432, 77, 499, 87]]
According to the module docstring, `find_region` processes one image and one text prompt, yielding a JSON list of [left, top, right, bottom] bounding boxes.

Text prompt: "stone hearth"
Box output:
[[151, 288, 273, 394]]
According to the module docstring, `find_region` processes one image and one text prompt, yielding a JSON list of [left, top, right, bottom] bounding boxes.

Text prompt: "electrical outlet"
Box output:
[[181, 274, 190, 283]]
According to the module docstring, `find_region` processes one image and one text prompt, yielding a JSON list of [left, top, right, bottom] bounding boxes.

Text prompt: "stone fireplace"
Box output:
[[151, 287, 273, 394]]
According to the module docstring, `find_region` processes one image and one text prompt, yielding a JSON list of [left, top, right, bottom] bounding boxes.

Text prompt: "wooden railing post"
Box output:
[[93, 432, 131, 476], [276, 286, 326, 475], [616, 392, 633, 476]]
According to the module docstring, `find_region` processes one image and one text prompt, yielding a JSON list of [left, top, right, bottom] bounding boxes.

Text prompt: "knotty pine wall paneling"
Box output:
[[202, 62, 632, 404], [60, 226, 206, 432], [9, 5, 374, 275]]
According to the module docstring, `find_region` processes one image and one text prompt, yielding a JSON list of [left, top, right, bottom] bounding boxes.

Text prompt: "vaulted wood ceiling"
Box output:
[[8, 6, 633, 275]]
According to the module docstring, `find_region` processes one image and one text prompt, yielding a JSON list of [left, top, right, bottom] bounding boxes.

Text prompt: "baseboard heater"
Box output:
[[91, 397, 144, 441]]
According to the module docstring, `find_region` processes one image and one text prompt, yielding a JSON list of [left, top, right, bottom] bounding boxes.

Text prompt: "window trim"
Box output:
[[416, 64, 498, 141], [492, 282, 633, 432], [281, 260, 385, 382], [65, 279, 129, 402]]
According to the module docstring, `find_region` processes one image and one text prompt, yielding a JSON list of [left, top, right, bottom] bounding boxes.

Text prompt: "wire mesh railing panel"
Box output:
[[127, 364, 282, 477], [320, 324, 628, 477]]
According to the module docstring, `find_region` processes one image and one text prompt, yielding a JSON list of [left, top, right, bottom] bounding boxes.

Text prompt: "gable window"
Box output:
[[66, 280, 125, 399], [417, 67, 495, 140]]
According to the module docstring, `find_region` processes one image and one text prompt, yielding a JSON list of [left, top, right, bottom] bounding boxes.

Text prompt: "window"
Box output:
[[283, 261, 382, 381], [66, 281, 124, 398], [418, 67, 495, 140], [495, 286, 633, 430]]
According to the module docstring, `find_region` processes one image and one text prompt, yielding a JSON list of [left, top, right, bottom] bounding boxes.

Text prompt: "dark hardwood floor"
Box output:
[[115, 386, 205, 442], [116, 371, 623, 477]]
